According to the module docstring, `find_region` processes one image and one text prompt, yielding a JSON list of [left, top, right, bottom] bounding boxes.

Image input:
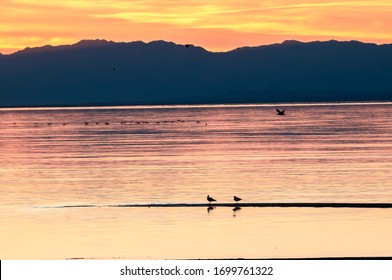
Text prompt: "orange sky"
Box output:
[[1, 0, 392, 54]]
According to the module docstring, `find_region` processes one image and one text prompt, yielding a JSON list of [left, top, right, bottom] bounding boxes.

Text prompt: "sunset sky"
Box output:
[[1, 0, 392, 54]]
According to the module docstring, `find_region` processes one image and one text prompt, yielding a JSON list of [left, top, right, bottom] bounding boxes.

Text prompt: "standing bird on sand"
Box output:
[[234, 196, 242, 203], [207, 195, 216, 204]]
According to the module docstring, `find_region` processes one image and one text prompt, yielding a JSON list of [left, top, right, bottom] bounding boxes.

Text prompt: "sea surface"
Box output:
[[1, 103, 392, 259]]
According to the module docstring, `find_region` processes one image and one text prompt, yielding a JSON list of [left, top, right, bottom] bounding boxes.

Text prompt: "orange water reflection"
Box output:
[[1, 103, 392, 259], [2, 207, 392, 259]]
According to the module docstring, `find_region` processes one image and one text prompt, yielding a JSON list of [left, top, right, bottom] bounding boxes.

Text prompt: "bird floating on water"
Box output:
[[276, 109, 285, 115], [234, 196, 242, 203], [207, 195, 216, 204]]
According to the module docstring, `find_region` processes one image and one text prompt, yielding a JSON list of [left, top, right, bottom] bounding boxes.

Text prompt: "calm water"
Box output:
[[1, 103, 392, 259]]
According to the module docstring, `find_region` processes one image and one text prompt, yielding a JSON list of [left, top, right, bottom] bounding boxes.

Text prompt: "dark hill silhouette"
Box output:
[[13, 39, 115, 55], [0, 39, 391, 107]]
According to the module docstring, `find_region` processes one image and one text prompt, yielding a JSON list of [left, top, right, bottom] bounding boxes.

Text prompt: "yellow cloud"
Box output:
[[1, 0, 392, 54]]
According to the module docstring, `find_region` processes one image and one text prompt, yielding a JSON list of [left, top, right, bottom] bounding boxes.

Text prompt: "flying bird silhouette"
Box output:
[[276, 109, 285, 115]]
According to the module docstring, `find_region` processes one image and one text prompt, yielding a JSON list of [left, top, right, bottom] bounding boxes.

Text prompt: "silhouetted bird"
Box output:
[[234, 196, 242, 203], [207, 195, 216, 204], [276, 109, 285, 115]]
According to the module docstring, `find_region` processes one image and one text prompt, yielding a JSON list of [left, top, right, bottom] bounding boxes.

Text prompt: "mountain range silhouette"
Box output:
[[1, 39, 391, 107]]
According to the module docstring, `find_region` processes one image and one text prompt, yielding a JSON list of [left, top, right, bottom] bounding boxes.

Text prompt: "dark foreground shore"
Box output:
[[47, 202, 392, 209]]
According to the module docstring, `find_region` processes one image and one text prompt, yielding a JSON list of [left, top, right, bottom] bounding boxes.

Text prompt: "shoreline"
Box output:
[[41, 202, 392, 209], [1, 100, 392, 111]]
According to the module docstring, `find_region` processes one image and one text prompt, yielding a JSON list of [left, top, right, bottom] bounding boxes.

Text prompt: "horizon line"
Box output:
[[2, 101, 392, 112]]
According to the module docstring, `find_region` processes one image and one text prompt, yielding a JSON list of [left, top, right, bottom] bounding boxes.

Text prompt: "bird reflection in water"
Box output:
[[232, 206, 241, 217], [207, 206, 215, 214]]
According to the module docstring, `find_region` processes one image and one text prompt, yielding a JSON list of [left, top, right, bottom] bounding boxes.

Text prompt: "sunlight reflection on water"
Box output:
[[1, 103, 392, 259]]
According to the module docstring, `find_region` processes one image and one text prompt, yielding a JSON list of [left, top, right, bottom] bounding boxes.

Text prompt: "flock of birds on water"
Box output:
[[9, 119, 207, 127], [206, 194, 243, 216], [7, 109, 286, 127]]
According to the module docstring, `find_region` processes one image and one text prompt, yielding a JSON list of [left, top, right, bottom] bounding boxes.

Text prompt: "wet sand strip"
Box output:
[[111, 202, 392, 208]]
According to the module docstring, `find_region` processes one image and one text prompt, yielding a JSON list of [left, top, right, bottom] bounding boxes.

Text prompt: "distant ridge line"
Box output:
[[7, 38, 390, 56]]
